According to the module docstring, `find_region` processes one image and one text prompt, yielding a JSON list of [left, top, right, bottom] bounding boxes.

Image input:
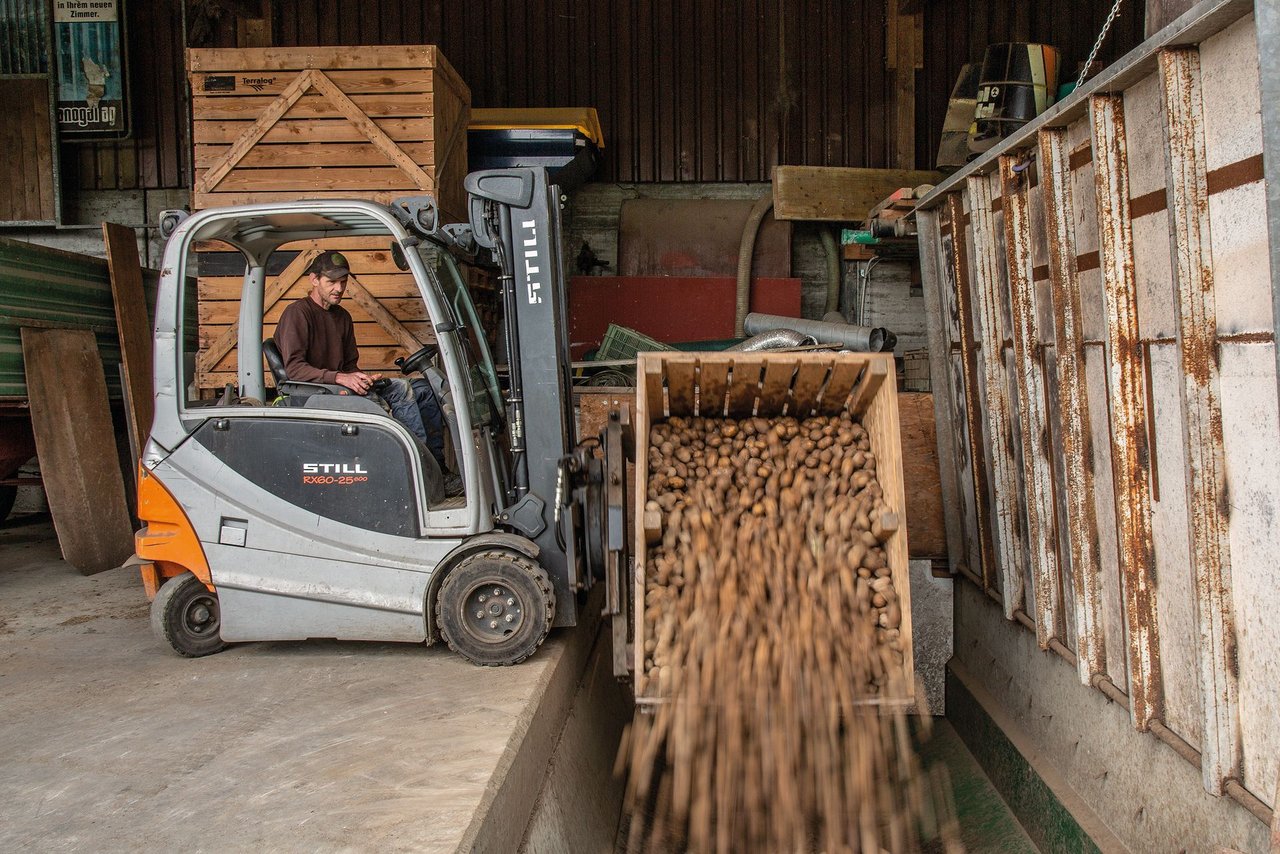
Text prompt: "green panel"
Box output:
[[0, 236, 162, 401], [947, 666, 1102, 854]]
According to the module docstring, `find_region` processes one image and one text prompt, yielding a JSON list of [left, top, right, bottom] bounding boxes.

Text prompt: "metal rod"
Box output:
[[1224, 780, 1274, 827]]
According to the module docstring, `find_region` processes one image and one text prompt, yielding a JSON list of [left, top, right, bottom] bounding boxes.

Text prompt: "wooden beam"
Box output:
[[21, 328, 134, 574], [1000, 155, 1062, 650], [772, 166, 942, 221], [102, 222, 153, 472], [967, 171, 1026, 620], [343, 275, 428, 354]]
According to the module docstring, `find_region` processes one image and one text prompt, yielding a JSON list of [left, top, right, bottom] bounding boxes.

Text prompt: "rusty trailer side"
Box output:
[[916, 0, 1277, 830]]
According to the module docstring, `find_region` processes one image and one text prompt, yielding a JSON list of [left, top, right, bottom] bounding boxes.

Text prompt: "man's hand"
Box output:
[[335, 371, 374, 395]]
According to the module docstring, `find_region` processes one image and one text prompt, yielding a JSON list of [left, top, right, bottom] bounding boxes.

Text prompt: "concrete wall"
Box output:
[[952, 582, 1271, 853]]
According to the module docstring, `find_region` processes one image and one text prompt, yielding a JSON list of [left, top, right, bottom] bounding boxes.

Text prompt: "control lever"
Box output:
[[370, 377, 392, 393]]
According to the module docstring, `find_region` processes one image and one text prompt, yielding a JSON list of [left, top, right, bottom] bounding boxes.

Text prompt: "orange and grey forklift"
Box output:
[[135, 168, 631, 667]]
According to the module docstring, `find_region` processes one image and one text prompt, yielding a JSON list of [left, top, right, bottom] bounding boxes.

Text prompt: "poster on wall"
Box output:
[[54, 0, 129, 138]]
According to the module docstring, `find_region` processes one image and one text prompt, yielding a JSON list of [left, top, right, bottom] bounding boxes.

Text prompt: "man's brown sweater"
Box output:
[[274, 296, 360, 383]]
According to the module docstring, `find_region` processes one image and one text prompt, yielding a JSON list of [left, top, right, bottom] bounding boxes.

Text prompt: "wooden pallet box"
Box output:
[[187, 45, 470, 221], [632, 351, 915, 707], [194, 236, 500, 393]]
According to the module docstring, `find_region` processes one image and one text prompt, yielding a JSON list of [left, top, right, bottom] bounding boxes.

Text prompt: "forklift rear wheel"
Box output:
[[151, 572, 227, 658], [436, 551, 556, 666]]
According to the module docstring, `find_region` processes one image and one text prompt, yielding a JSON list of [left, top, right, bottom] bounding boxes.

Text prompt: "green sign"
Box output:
[[54, 0, 128, 138]]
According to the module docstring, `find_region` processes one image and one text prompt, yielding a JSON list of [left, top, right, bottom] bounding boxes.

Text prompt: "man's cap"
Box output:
[[310, 251, 351, 280]]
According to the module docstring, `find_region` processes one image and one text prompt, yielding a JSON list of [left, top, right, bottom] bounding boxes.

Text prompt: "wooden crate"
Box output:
[[187, 45, 470, 221], [194, 236, 433, 392], [633, 351, 914, 706]]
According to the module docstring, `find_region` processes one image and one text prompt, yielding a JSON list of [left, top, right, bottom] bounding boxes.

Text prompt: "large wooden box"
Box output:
[[187, 46, 470, 221], [632, 351, 915, 706], [194, 237, 497, 393]]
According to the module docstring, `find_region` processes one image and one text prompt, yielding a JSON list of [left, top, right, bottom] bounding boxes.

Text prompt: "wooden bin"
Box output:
[[188, 45, 470, 221], [194, 236, 433, 391], [632, 351, 915, 706]]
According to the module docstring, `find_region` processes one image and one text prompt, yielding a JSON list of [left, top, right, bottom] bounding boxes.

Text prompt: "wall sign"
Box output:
[[54, 0, 129, 138]]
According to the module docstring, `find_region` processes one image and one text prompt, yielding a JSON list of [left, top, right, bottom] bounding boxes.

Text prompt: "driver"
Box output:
[[275, 251, 455, 488]]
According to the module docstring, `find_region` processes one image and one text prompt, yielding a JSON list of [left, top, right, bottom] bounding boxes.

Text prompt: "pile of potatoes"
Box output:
[[639, 411, 907, 697]]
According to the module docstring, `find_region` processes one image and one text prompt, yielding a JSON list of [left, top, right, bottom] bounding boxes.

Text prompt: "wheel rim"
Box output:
[[181, 592, 220, 639], [458, 579, 524, 644]]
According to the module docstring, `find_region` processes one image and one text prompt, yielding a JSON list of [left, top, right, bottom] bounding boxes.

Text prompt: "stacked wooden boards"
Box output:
[[186, 45, 472, 393], [188, 46, 471, 220], [195, 237, 434, 391]]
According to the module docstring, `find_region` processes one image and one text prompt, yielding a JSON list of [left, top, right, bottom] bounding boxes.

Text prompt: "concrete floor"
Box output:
[[0, 514, 610, 853]]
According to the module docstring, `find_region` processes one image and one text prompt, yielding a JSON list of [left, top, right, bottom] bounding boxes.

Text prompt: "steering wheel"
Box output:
[[395, 344, 438, 375]]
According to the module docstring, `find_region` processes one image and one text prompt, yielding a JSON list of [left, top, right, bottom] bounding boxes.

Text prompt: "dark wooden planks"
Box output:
[[21, 328, 134, 574], [103, 223, 154, 467]]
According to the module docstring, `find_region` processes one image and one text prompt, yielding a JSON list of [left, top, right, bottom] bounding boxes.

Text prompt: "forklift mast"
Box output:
[[464, 168, 587, 620]]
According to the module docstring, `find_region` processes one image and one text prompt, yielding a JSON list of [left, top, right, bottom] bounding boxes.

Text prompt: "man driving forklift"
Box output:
[[274, 251, 459, 494]]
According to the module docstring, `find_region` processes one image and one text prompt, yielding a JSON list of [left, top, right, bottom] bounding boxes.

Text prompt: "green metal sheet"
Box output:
[[0, 236, 161, 401]]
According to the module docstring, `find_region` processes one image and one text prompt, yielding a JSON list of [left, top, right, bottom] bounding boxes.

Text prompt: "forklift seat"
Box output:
[[263, 337, 354, 403]]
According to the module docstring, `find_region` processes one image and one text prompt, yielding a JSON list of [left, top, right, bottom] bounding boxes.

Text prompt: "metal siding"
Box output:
[[915, 0, 1277, 819]]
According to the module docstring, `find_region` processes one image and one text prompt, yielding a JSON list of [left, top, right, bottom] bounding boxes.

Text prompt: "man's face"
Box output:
[[309, 272, 348, 309]]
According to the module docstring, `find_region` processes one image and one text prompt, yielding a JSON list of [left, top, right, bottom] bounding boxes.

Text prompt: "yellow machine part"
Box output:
[[135, 465, 213, 599], [468, 107, 605, 149]]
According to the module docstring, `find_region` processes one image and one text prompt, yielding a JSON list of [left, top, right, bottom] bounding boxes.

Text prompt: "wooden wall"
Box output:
[[73, 0, 1146, 191]]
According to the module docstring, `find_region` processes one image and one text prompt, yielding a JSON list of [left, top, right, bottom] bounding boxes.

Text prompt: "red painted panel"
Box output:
[[568, 275, 802, 359]]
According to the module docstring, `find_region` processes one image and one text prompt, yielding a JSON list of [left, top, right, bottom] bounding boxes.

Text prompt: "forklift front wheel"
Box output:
[[151, 572, 228, 658], [436, 551, 555, 666]]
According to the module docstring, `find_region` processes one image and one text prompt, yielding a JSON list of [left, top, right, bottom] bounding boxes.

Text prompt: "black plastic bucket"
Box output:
[[973, 43, 1061, 149]]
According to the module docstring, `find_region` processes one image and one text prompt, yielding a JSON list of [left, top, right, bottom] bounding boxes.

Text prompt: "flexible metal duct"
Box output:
[[725, 329, 817, 352], [744, 312, 890, 353]]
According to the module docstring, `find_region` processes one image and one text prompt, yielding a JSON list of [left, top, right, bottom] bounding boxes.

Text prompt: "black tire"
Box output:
[[0, 485, 16, 523], [151, 572, 228, 658], [435, 551, 555, 666]]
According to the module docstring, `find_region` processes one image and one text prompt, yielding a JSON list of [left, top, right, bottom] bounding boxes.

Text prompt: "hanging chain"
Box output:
[[1076, 0, 1125, 89]]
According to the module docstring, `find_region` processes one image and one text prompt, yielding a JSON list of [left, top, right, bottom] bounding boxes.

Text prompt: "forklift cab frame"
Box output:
[[139, 194, 583, 665]]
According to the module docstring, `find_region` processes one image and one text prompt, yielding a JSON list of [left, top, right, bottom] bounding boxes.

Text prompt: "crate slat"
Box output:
[[818, 360, 862, 414], [194, 142, 439, 170], [726, 360, 762, 418], [194, 118, 436, 145], [696, 355, 731, 417], [790, 361, 830, 417], [193, 68, 437, 97]]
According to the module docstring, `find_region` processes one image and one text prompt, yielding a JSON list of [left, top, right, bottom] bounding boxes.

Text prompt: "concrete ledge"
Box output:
[[948, 660, 1112, 853], [458, 586, 615, 854]]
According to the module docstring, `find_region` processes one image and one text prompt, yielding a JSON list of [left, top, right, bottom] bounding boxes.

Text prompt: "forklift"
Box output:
[[136, 168, 631, 667]]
